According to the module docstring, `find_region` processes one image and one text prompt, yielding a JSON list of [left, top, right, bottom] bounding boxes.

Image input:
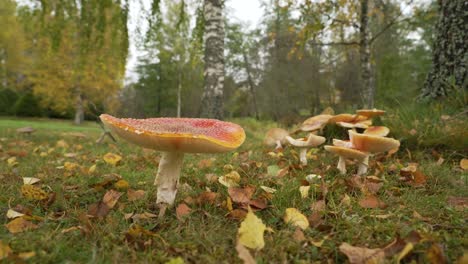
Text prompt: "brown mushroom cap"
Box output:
[[349, 130, 400, 153], [100, 114, 245, 153], [356, 108, 386, 118], [264, 128, 289, 146], [364, 126, 390, 137], [329, 114, 356, 124], [324, 146, 368, 161], [286, 133, 326, 148], [300, 114, 333, 131], [336, 119, 372, 129]]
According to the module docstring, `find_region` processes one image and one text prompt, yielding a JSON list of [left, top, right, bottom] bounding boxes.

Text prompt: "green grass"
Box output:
[[0, 117, 466, 263]]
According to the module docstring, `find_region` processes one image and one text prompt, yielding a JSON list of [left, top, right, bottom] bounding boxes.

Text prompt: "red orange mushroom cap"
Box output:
[[100, 114, 246, 153]]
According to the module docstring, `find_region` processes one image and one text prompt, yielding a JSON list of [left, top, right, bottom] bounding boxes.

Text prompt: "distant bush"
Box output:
[[0, 88, 19, 115], [13, 92, 42, 117]]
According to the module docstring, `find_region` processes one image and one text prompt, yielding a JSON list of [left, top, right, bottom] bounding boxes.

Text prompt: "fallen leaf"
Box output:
[[293, 228, 305, 242], [87, 202, 110, 218], [396, 242, 413, 263], [127, 189, 146, 201], [238, 210, 267, 250], [247, 198, 268, 210], [284, 208, 309, 230], [22, 177, 40, 185], [299, 186, 310, 199], [339, 242, 385, 264], [88, 164, 97, 174], [64, 161, 79, 171], [21, 185, 48, 201], [236, 241, 256, 264], [228, 209, 248, 220], [460, 159, 468, 170], [166, 257, 185, 264], [56, 139, 69, 148], [114, 180, 129, 190], [229, 186, 255, 204], [102, 190, 122, 209], [18, 251, 36, 260], [359, 195, 386, 209], [310, 200, 326, 212], [5, 218, 38, 233], [198, 158, 214, 169], [6, 209, 25, 219], [311, 238, 325, 248], [103, 153, 122, 166], [0, 241, 12, 260], [7, 157, 18, 167], [219, 171, 241, 187], [427, 243, 447, 264], [341, 194, 351, 207], [260, 186, 276, 194], [131, 212, 158, 221], [176, 203, 192, 220]]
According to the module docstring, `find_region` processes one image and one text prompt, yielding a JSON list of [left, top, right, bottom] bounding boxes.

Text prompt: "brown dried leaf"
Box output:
[[87, 202, 110, 218], [176, 203, 192, 220], [447, 196, 468, 211], [359, 195, 387, 209], [127, 189, 146, 201], [228, 209, 248, 220], [102, 189, 122, 209], [228, 186, 255, 204], [5, 218, 38, 234], [310, 200, 326, 212], [196, 191, 218, 205], [339, 243, 385, 264], [292, 228, 305, 242]]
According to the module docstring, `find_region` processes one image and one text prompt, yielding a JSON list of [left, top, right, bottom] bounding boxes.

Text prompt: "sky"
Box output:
[[125, 0, 264, 83]]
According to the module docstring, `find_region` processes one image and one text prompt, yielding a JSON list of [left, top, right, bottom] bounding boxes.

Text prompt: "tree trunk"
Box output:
[[421, 0, 467, 98], [359, 0, 375, 108], [200, 0, 224, 119], [242, 52, 259, 120], [177, 70, 182, 117], [74, 94, 84, 125]]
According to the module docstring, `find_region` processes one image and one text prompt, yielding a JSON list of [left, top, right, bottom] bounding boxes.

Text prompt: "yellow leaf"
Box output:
[[88, 164, 97, 174], [238, 210, 267, 250], [284, 208, 309, 230], [260, 186, 276, 194], [7, 157, 18, 167], [18, 251, 36, 260], [227, 197, 233, 211], [56, 140, 69, 148], [21, 185, 48, 200], [64, 162, 79, 171], [103, 153, 122, 166], [165, 257, 184, 264], [219, 171, 241, 187], [102, 189, 122, 209], [299, 186, 310, 199], [0, 241, 12, 260], [397, 242, 413, 263], [114, 180, 129, 190], [5, 218, 38, 233], [23, 177, 40, 185]]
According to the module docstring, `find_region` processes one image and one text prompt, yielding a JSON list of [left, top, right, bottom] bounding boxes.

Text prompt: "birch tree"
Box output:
[[200, 0, 224, 119], [421, 0, 467, 99]]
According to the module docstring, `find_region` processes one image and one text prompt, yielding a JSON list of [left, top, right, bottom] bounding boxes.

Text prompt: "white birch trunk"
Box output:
[[201, 0, 224, 119]]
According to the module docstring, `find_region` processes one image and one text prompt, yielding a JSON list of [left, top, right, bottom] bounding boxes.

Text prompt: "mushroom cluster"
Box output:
[[325, 128, 400, 175]]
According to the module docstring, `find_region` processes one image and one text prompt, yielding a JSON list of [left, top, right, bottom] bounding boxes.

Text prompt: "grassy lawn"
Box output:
[[0, 117, 466, 263]]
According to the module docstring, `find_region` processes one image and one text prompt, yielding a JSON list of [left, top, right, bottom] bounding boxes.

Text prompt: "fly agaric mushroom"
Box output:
[[364, 126, 390, 137], [264, 128, 289, 149], [356, 108, 386, 119], [100, 114, 245, 216], [348, 130, 400, 175], [324, 145, 368, 174], [300, 114, 333, 132], [285, 133, 326, 166]]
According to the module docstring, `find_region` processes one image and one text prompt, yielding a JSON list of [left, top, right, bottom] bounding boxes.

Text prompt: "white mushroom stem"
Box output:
[[357, 155, 369, 176], [154, 151, 184, 206], [337, 156, 347, 174], [275, 140, 283, 150], [299, 148, 308, 166]]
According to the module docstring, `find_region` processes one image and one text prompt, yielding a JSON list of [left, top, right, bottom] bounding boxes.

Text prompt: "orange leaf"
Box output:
[[5, 218, 38, 234]]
